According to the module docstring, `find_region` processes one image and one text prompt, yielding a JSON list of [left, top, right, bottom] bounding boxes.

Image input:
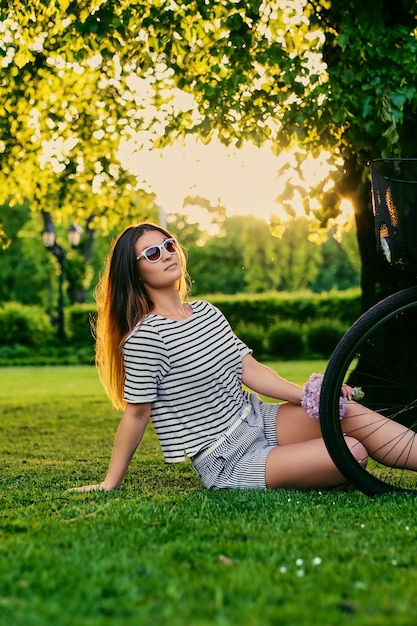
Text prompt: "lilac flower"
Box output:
[[301, 373, 364, 419]]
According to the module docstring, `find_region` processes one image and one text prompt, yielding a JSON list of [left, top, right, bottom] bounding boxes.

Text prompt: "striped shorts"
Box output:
[[191, 393, 280, 489]]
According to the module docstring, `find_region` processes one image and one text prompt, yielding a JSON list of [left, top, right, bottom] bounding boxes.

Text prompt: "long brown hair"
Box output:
[[94, 222, 190, 410]]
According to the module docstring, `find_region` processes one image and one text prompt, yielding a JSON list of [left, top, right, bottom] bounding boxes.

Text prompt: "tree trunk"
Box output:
[[67, 215, 95, 305]]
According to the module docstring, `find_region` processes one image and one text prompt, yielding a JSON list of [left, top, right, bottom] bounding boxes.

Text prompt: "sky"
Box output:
[[118, 135, 351, 229], [119, 136, 306, 222]]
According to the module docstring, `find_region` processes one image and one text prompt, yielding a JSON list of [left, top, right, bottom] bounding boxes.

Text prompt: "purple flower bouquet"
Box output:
[[301, 373, 364, 420]]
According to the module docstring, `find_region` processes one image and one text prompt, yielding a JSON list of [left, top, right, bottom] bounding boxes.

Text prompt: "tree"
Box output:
[[308, 0, 417, 308], [40, 188, 160, 304], [1, 2, 143, 230], [179, 213, 357, 295], [270, 217, 322, 292], [0, 203, 54, 306], [188, 236, 246, 295], [312, 228, 360, 293], [1, 0, 416, 308]]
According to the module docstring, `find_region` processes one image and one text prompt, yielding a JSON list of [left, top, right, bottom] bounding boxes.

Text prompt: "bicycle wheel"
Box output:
[[319, 285, 417, 495]]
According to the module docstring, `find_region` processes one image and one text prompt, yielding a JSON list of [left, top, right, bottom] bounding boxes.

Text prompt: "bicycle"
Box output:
[[319, 158, 417, 496]]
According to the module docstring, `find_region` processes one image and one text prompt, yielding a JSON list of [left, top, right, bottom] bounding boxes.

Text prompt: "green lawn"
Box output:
[[1, 364, 417, 626]]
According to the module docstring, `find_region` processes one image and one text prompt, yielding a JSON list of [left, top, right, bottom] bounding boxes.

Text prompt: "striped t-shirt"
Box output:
[[123, 300, 252, 462]]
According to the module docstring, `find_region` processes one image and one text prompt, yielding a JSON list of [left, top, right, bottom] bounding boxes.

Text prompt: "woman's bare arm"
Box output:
[[241, 354, 303, 404], [68, 402, 151, 492]]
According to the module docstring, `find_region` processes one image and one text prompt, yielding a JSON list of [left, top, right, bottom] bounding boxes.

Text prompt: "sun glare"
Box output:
[[118, 136, 352, 227]]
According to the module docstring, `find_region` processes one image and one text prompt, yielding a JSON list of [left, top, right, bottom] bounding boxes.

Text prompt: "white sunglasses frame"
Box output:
[[136, 238, 178, 263]]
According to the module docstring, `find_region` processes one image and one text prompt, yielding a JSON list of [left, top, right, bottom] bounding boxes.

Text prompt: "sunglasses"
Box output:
[[136, 238, 178, 263]]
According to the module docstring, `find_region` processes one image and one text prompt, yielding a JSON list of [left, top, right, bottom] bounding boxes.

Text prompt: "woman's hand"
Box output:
[[341, 383, 365, 402], [67, 482, 112, 493], [340, 383, 353, 401], [67, 403, 151, 494]]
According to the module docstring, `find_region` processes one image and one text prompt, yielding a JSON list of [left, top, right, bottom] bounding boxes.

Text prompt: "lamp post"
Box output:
[[42, 213, 81, 343], [67, 223, 82, 248]]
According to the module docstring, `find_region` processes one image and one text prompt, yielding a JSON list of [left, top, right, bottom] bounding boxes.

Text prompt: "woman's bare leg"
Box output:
[[266, 400, 417, 489], [341, 401, 417, 469], [265, 403, 368, 490]]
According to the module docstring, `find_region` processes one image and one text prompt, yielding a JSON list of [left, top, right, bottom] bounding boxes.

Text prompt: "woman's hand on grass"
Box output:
[[67, 482, 112, 493]]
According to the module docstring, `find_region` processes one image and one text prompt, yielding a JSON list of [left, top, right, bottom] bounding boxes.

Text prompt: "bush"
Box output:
[[0, 302, 53, 347], [210, 289, 361, 329], [305, 319, 348, 358], [266, 321, 305, 360], [67, 304, 96, 346], [0, 344, 95, 366], [0, 294, 359, 365], [233, 323, 266, 358]]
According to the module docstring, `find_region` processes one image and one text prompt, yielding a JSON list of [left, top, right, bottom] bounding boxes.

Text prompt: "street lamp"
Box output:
[[42, 223, 56, 248], [67, 223, 82, 248], [42, 215, 81, 343]]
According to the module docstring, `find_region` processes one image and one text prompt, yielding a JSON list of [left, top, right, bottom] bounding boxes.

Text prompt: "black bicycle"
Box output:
[[319, 158, 417, 495]]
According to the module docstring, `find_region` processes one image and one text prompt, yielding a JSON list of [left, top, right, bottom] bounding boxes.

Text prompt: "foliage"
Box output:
[[0, 343, 94, 366], [311, 226, 360, 293], [2, 2, 416, 226], [186, 219, 246, 294], [305, 319, 348, 359], [0, 292, 361, 365], [66, 303, 96, 346], [182, 214, 360, 296], [269, 216, 322, 292], [232, 322, 266, 359], [313, 0, 417, 159], [0, 3, 160, 232], [3, 364, 417, 626], [5, 1, 414, 310], [209, 289, 361, 329], [0, 195, 164, 312], [267, 321, 305, 360], [0, 209, 361, 308], [0, 301, 53, 347], [0, 204, 55, 306]]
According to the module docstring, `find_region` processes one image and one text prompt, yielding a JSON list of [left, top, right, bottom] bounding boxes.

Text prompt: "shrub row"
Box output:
[[0, 302, 95, 366], [0, 319, 347, 366], [0, 302, 54, 348], [234, 318, 349, 360], [209, 289, 361, 328], [0, 291, 360, 365], [0, 302, 96, 348]]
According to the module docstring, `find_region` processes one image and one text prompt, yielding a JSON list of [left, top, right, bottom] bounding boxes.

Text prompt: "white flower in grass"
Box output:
[[279, 566, 287, 574], [312, 557, 322, 566], [295, 558, 303, 566], [297, 568, 305, 577]]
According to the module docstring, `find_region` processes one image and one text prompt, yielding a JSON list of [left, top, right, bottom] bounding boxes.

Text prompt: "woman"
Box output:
[[71, 222, 417, 492]]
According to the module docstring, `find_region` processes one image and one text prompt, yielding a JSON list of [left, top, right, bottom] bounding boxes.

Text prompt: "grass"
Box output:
[[1, 363, 417, 626]]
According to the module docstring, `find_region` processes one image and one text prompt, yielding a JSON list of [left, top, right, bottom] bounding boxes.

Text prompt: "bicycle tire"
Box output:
[[319, 285, 417, 495]]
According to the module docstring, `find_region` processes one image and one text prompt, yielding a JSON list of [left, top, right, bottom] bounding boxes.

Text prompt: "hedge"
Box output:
[[304, 319, 348, 359], [0, 302, 53, 347], [209, 289, 361, 329], [267, 321, 305, 360], [66, 304, 96, 347], [0, 290, 361, 365]]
